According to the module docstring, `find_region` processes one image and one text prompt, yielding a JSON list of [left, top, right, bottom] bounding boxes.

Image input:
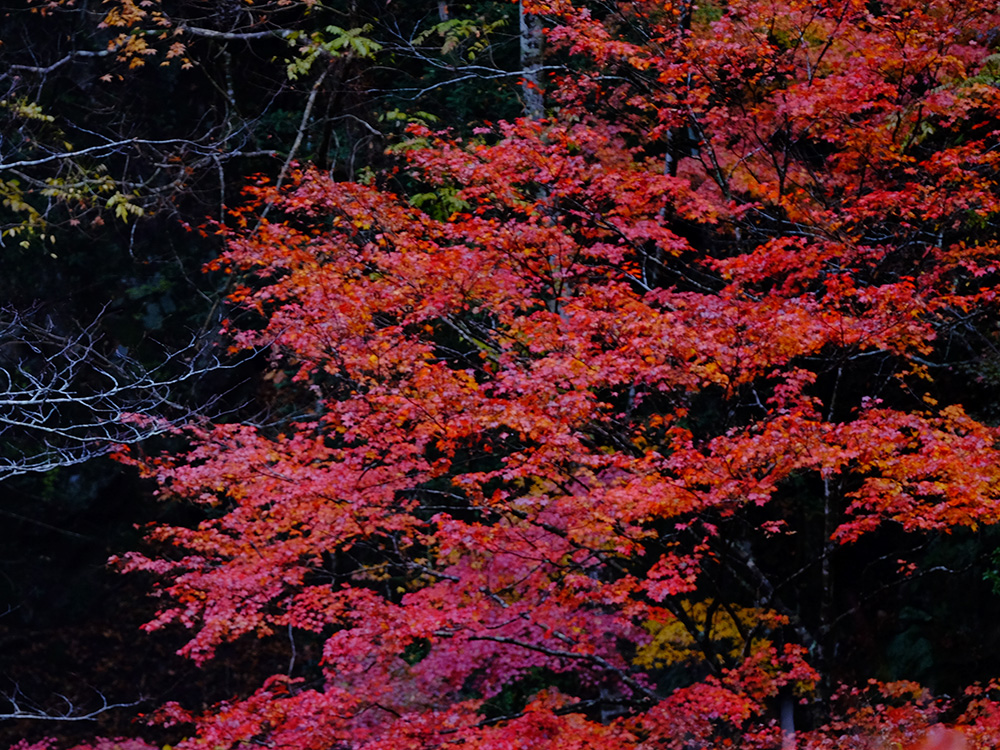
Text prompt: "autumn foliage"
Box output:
[[61, 0, 1000, 748]]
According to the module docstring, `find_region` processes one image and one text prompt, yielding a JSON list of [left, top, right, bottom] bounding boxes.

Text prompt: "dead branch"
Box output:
[[0, 306, 240, 480]]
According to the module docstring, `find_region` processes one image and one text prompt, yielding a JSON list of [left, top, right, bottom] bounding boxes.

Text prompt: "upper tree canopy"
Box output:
[[20, 0, 1000, 748]]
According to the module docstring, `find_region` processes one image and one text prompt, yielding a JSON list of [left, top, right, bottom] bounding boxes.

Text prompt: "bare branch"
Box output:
[[0, 684, 143, 723], [0, 306, 242, 481], [275, 66, 330, 191], [0, 137, 273, 173], [7, 48, 115, 76], [180, 25, 294, 41]]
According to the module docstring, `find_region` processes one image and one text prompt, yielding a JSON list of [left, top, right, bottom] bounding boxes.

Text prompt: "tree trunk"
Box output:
[[519, 1, 544, 119]]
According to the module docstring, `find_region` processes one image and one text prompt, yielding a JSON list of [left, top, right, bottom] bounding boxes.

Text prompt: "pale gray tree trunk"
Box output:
[[519, 1, 544, 119], [781, 693, 796, 750]]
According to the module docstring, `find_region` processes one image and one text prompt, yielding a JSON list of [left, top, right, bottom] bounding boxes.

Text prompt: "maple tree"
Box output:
[[22, 0, 1000, 748]]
